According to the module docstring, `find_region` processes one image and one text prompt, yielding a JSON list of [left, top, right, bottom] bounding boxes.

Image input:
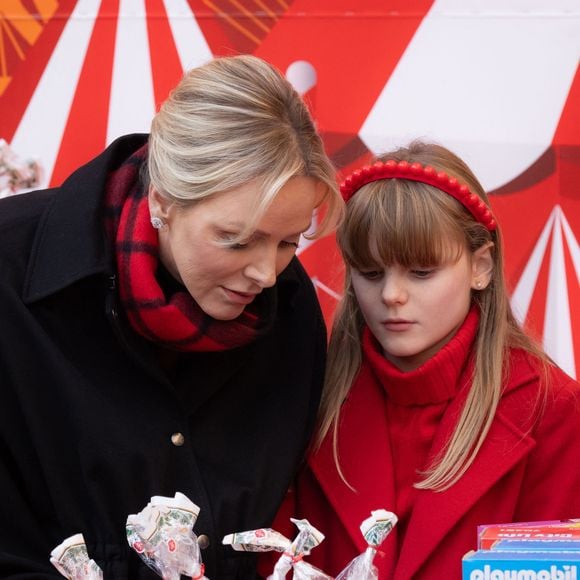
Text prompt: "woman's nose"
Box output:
[[244, 249, 277, 288]]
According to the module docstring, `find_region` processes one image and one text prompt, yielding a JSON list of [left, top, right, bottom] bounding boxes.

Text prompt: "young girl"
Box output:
[[276, 142, 580, 579]]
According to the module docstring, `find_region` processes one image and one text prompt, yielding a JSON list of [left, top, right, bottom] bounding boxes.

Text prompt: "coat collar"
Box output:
[[310, 350, 539, 578], [22, 133, 149, 304], [364, 307, 479, 406], [393, 374, 537, 578]]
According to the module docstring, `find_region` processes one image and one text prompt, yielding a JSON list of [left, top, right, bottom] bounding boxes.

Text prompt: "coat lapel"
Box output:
[[394, 380, 537, 579], [309, 365, 398, 559]]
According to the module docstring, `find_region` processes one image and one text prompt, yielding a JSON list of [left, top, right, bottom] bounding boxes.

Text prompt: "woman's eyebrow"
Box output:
[[220, 220, 313, 238]]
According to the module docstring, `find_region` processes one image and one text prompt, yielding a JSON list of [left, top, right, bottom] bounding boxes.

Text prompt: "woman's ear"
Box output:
[[471, 242, 494, 290], [148, 186, 172, 222]]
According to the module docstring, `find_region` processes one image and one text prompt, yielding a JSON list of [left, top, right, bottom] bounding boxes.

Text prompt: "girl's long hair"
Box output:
[[317, 141, 549, 491]]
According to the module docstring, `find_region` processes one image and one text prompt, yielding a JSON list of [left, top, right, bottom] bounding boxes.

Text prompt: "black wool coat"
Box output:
[[0, 134, 326, 579]]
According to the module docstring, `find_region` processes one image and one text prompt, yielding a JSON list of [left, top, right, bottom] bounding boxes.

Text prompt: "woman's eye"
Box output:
[[222, 238, 250, 250], [280, 240, 299, 250], [219, 231, 250, 249]]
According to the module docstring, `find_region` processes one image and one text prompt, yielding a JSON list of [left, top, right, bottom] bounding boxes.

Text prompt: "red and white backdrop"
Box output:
[[1, 0, 578, 378]]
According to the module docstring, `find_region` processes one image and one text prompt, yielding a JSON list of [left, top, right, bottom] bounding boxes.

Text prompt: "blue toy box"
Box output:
[[462, 549, 580, 579]]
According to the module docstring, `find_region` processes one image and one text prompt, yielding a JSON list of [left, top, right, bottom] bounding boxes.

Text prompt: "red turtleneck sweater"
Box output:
[[362, 307, 479, 545]]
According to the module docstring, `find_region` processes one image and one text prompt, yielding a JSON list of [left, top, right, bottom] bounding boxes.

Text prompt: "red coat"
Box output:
[[270, 349, 580, 579]]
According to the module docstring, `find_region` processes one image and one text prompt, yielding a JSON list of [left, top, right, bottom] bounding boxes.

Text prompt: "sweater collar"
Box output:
[[362, 306, 480, 406]]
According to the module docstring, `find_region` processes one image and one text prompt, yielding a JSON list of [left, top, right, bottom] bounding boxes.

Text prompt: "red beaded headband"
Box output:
[[340, 160, 497, 231]]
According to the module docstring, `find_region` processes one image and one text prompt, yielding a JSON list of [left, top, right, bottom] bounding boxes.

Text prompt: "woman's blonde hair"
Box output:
[[318, 141, 549, 491], [148, 54, 342, 238]]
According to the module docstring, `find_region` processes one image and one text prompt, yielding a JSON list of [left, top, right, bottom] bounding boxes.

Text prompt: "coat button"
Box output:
[[197, 534, 210, 549], [171, 432, 185, 446]]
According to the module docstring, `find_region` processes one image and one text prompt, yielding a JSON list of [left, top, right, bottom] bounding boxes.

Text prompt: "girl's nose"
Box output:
[[381, 275, 408, 306]]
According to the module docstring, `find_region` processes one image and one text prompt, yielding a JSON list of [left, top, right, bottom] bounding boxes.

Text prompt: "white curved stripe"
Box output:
[[106, 0, 156, 144], [311, 277, 342, 301], [163, 0, 213, 71], [359, 0, 580, 191], [544, 208, 575, 378], [10, 0, 102, 187], [510, 207, 557, 324], [560, 209, 580, 285], [297, 209, 319, 255]]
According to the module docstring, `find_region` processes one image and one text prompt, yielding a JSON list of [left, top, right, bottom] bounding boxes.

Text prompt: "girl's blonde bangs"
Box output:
[[339, 180, 466, 270]]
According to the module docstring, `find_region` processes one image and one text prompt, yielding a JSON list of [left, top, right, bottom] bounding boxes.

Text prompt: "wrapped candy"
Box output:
[[126, 492, 208, 580], [223, 518, 332, 579], [0, 139, 42, 198], [335, 509, 398, 579], [50, 533, 103, 579]]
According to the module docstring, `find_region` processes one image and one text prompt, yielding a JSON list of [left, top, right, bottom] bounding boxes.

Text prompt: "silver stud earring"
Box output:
[[150, 216, 165, 230], [476, 281, 482, 289]]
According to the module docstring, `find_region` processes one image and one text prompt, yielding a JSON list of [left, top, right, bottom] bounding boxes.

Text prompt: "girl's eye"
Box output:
[[411, 268, 435, 278], [228, 242, 249, 250], [359, 270, 383, 280]]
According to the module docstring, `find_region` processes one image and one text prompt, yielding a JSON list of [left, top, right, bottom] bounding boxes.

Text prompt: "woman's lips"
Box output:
[[222, 287, 259, 305]]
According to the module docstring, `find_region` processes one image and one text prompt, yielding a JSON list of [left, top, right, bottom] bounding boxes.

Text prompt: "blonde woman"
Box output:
[[0, 55, 342, 578], [274, 142, 580, 579]]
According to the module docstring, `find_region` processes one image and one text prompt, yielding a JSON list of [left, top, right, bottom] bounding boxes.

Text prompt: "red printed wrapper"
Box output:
[[336, 509, 398, 580], [126, 492, 208, 580], [223, 518, 332, 579], [50, 533, 103, 580]]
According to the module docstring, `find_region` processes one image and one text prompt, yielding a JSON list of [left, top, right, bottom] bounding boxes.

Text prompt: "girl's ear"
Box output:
[[471, 242, 494, 290]]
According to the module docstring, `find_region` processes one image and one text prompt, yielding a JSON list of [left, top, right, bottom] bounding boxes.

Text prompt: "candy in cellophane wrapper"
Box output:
[[223, 518, 332, 579], [126, 491, 208, 580], [50, 533, 103, 580], [335, 509, 398, 580], [0, 139, 43, 198]]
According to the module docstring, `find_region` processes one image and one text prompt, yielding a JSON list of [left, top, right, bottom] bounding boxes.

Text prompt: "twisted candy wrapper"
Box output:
[[223, 518, 332, 579], [0, 139, 42, 198], [126, 492, 208, 580], [336, 509, 398, 580], [50, 533, 103, 580]]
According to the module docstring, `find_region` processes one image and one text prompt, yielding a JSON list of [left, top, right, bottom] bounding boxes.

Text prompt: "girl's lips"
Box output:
[[222, 287, 259, 305], [382, 320, 414, 332]]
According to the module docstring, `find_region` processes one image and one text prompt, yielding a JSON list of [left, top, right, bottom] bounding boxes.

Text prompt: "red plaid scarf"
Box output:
[[104, 144, 274, 351]]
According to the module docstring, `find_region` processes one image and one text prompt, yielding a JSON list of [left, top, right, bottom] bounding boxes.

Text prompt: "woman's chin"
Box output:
[[201, 302, 246, 321]]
